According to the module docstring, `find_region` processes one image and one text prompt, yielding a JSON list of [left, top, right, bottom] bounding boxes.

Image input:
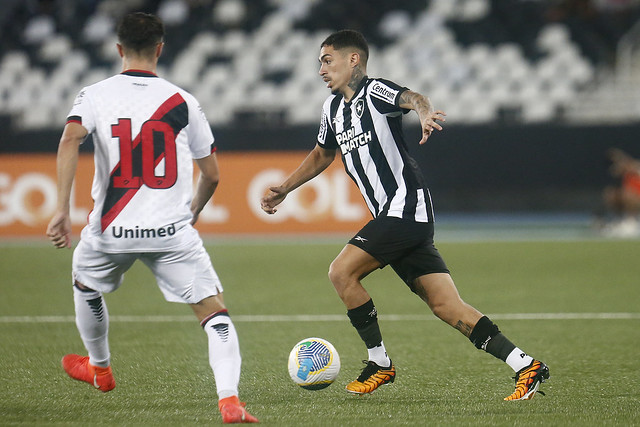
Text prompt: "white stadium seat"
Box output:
[[0, 0, 617, 129]]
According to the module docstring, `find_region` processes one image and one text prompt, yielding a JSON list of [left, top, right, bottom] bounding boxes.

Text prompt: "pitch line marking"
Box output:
[[0, 312, 638, 323]]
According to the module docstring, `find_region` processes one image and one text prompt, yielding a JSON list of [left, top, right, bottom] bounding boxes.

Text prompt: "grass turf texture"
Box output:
[[1, 239, 639, 425]]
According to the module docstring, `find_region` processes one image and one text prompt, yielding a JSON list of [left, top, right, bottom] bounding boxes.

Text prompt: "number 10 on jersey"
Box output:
[[111, 118, 178, 189]]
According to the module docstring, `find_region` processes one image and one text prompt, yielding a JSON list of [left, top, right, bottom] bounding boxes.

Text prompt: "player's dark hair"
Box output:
[[321, 29, 369, 64], [117, 12, 164, 57]]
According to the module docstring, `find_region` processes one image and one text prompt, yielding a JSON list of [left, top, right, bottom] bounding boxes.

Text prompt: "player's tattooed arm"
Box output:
[[454, 320, 473, 337], [399, 90, 446, 145], [400, 90, 433, 116]]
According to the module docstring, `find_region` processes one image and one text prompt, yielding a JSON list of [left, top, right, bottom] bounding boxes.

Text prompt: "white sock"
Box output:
[[202, 311, 240, 400], [73, 285, 110, 367], [505, 347, 534, 372], [367, 341, 391, 367]]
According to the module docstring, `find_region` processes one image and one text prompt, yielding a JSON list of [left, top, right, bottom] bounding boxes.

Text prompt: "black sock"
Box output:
[[347, 299, 382, 349], [469, 316, 516, 361]]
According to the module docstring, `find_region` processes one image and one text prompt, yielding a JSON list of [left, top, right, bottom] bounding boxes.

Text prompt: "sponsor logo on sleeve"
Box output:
[[370, 82, 399, 105], [73, 89, 86, 106], [318, 110, 329, 142]]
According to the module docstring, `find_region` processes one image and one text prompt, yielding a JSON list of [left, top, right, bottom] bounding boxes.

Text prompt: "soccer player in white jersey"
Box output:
[[46, 12, 258, 423], [261, 29, 549, 401]]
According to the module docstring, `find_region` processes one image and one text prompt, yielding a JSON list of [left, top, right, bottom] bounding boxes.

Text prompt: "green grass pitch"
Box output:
[[1, 238, 639, 425]]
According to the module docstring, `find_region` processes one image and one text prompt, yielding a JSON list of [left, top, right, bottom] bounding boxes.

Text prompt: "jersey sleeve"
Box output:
[[66, 87, 96, 134], [186, 95, 216, 159], [316, 100, 338, 149], [368, 78, 410, 115]]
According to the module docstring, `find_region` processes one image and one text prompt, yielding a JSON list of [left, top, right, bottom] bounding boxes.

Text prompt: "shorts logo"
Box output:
[[354, 235, 368, 243]]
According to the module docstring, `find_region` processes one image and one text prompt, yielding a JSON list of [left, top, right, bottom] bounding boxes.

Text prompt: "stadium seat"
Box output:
[[82, 12, 115, 43], [0, 0, 631, 130], [0, 51, 30, 77], [22, 14, 56, 45]]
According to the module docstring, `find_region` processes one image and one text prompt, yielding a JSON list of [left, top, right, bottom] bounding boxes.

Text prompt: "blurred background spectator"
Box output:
[[597, 148, 640, 236]]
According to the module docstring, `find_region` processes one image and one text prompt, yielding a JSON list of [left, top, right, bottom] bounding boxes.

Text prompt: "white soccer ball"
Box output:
[[288, 337, 340, 390]]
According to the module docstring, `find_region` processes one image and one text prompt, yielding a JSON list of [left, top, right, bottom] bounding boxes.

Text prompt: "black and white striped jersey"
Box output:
[[316, 77, 434, 222]]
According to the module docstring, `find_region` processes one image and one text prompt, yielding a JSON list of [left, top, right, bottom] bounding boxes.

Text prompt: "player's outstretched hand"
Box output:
[[419, 110, 446, 145], [46, 212, 71, 249], [261, 186, 287, 214]]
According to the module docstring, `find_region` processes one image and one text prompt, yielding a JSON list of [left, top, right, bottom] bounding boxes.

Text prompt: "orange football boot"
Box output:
[[346, 360, 395, 395], [218, 396, 259, 424], [62, 354, 115, 392], [504, 359, 550, 401]]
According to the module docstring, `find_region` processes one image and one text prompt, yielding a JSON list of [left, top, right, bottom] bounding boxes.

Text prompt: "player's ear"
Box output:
[[116, 43, 125, 58], [350, 52, 360, 68], [156, 42, 164, 58]]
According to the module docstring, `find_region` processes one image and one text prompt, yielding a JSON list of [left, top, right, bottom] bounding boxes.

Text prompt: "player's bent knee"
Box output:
[[427, 296, 465, 323], [328, 262, 358, 291], [73, 280, 96, 292], [327, 260, 346, 286], [428, 300, 449, 320]]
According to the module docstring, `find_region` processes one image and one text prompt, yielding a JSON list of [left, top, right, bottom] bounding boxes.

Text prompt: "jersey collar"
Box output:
[[121, 69, 158, 77]]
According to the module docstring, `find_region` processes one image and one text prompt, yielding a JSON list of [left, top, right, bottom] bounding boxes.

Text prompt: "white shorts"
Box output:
[[72, 239, 223, 304]]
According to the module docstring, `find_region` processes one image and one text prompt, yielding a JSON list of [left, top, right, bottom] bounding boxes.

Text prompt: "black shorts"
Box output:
[[348, 216, 449, 293]]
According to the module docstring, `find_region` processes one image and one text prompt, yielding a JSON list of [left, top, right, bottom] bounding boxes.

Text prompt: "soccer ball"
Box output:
[[287, 337, 340, 390]]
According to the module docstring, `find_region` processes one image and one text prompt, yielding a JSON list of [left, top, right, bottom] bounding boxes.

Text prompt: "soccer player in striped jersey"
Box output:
[[46, 13, 257, 423], [261, 29, 549, 401]]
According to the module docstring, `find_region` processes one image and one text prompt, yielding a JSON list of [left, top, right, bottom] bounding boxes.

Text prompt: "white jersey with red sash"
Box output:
[[67, 70, 215, 253]]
